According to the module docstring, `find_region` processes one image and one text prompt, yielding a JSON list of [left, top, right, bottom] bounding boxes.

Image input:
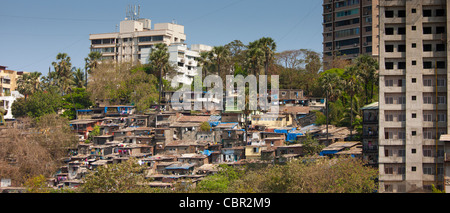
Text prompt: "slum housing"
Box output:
[[48, 89, 358, 189]]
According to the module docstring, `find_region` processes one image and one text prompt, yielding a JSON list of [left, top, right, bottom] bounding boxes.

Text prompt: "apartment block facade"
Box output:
[[89, 18, 186, 64], [322, 0, 376, 69], [378, 0, 449, 193]]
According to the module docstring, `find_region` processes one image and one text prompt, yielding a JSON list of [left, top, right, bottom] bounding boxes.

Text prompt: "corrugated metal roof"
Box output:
[[360, 102, 379, 110]]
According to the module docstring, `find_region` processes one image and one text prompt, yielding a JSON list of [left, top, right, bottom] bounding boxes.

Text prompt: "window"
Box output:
[[398, 62, 406, 69], [385, 79, 393, 87], [412, 131, 416, 136], [412, 113, 417, 118], [398, 114, 406, 122], [423, 79, 432, 87], [423, 96, 433, 104], [412, 61, 417, 66], [412, 43, 416, 48], [385, 97, 393, 104], [436, 44, 446, 51], [398, 79, 403, 87], [437, 79, 445, 87], [437, 61, 446, 69], [423, 61, 433, 69], [385, 62, 394, 69], [412, 8, 417, 13], [398, 10, 406, 17], [385, 27, 394, 35], [412, 78, 416, 83], [385, 167, 393, 174], [412, 26, 416, 31], [423, 9, 432, 17], [423, 44, 432, 52], [436, 9, 446, 17], [398, 27, 406, 35], [398, 45, 406, 52], [412, 96, 416, 101], [412, 149, 416, 154], [385, 114, 393, 121], [438, 113, 446, 122], [398, 96, 406, 104], [424, 113, 433, 122], [436, 26, 446, 34], [398, 149, 406, 157], [412, 167, 416, 172], [438, 96, 446, 104], [385, 10, 394, 18], [385, 45, 394, 52], [423, 27, 432, 34], [423, 167, 433, 175]]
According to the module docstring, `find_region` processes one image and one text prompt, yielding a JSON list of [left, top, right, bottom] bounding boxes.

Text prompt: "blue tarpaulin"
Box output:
[[286, 132, 303, 142]]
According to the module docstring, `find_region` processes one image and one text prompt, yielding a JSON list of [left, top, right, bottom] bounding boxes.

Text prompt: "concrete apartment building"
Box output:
[[0, 66, 25, 120], [378, 0, 449, 193], [322, 0, 376, 69], [89, 13, 213, 87], [89, 18, 186, 63]]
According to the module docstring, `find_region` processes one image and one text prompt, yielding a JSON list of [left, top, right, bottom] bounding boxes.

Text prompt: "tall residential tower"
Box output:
[[378, 0, 449, 193], [322, 0, 376, 69]]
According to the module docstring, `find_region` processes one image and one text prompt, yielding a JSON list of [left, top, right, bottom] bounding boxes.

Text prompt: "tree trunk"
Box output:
[[350, 94, 353, 139]]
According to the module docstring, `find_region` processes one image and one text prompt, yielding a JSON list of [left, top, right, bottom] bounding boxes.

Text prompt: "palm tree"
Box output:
[[52, 53, 73, 95], [197, 51, 212, 80], [17, 71, 42, 99], [149, 43, 170, 111], [343, 65, 363, 139], [72, 68, 85, 88], [209, 46, 230, 79], [84, 51, 103, 87], [257, 37, 277, 76], [354, 54, 379, 104], [246, 41, 264, 76], [319, 72, 343, 143]]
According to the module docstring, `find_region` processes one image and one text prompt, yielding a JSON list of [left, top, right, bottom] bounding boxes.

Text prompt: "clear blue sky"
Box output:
[[0, 0, 323, 75]]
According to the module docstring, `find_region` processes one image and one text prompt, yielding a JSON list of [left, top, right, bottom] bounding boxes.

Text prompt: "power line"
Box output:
[[14, 36, 86, 71], [278, 2, 321, 42], [0, 14, 115, 23]]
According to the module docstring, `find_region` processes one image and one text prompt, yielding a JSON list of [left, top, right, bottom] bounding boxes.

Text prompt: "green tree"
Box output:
[[200, 121, 211, 131], [300, 134, 325, 156], [72, 68, 85, 89], [343, 65, 363, 139], [149, 43, 170, 110], [209, 45, 231, 79], [257, 37, 277, 76], [51, 53, 73, 95], [61, 88, 93, 120], [246, 41, 265, 76], [354, 54, 379, 104], [11, 97, 27, 118], [195, 164, 245, 193], [24, 88, 62, 119], [84, 51, 103, 87], [81, 158, 153, 193], [17, 71, 42, 100]]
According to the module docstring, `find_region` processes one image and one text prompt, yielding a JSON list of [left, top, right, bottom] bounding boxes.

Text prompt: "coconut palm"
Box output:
[[197, 51, 213, 79], [72, 68, 85, 88], [319, 71, 343, 143], [257, 37, 277, 76], [343, 65, 363, 139], [52, 53, 73, 95], [354, 54, 379, 104], [149, 43, 170, 111], [84, 51, 103, 87], [17, 71, 42, 99], [246, 41, 264, 76], [209, 46, 230, 79]]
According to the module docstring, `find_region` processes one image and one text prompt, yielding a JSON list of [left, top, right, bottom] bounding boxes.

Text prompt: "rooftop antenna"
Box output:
[[125, 4, 140, 20]]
